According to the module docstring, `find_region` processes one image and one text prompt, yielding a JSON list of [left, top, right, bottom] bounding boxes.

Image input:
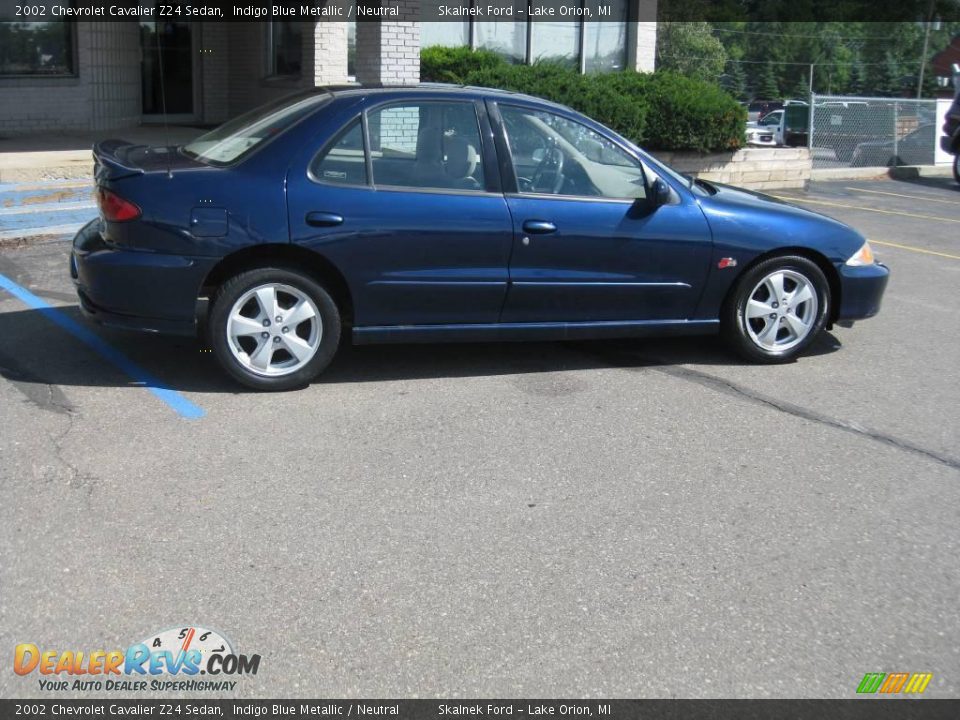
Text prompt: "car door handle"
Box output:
[[305, 212, 344, 227], [522, 220, 557, 234]]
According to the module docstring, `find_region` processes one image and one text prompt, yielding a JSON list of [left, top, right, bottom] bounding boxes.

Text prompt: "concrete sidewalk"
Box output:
[[0, 125, 205, 182]]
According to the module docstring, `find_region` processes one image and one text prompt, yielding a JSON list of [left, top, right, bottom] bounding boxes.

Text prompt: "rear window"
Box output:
[[182, 92, 330, 165]]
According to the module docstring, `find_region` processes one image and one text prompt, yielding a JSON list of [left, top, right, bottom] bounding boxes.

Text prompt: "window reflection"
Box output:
[[475, 1, 528, 64], [530, 20, 580, 69], [584, 0, 629, 73]]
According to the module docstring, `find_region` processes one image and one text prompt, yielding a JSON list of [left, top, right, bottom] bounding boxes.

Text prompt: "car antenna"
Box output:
[[155, 22, 174, 179]]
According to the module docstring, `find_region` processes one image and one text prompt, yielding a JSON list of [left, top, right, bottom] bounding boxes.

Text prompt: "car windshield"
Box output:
[[182, 92, 331, 165]]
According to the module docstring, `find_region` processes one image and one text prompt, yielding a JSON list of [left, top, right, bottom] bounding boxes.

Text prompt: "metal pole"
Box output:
[[893, 101, 899, 165], [808, 92, 815, 151], [809, 63, 814, 99], [917, 0, 936, 98]]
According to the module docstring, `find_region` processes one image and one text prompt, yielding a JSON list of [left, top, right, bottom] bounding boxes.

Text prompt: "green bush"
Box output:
[[420, 46, 506, 85], [420, 47, 745, 153]]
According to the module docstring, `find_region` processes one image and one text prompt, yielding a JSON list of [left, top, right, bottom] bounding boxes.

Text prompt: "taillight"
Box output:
[[97, 187, 141, 222]]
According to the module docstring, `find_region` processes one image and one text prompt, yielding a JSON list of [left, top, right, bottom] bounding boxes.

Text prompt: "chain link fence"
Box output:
[[808, 94, 939, 170]]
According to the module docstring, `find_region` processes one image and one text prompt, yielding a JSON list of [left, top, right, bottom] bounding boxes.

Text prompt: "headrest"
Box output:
[[416, 128, 443, 164], [444, 136, 478, 180]]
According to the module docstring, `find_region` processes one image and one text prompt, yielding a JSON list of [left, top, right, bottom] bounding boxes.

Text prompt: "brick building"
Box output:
[[0, 2, 657, 135]]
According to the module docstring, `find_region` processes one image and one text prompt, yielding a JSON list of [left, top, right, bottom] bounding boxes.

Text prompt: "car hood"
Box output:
[[693, 180, 863, 262], [699, 181, 847, 227]]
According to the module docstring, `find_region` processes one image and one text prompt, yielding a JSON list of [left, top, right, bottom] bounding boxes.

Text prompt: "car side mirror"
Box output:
[[644, 178, 671, 211]]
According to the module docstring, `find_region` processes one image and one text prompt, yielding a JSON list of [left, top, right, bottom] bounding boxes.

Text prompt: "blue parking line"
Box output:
[[0, 207, 98, 232], [0, 273, 205, 420], [0, 186, 92, 209]]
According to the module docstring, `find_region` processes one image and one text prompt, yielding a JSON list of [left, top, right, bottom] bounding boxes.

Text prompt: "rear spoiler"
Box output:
[[93, 140, 146, 182]]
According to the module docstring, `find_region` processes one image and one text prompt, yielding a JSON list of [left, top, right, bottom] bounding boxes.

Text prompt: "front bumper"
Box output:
[[836, 262, 889, 322], [71, 219, 216, 336]]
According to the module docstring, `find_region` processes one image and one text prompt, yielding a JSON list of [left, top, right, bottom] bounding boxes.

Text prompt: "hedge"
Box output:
[[421, 46, 746, 154]]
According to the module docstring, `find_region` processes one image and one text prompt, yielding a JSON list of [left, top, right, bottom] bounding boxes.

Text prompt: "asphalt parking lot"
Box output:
[[1, 177, 958, 699]]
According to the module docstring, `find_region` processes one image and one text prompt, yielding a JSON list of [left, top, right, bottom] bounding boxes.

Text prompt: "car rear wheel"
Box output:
[[209, 267, 341, 390], [722, 255, 830, 363]]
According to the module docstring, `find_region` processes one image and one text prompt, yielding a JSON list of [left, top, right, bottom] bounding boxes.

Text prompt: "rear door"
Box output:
[[490, 101, 713, 324], [287, 96, 512, 327]]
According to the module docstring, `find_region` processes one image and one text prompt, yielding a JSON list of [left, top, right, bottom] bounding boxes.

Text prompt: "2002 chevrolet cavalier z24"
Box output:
[[72, 84, 888, 390]]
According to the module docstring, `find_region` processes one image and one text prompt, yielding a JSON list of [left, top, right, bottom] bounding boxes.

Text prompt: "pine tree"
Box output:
[[755, 61, 780, 100], [722, 61, 748, 101], [789, 72, 810, 101], [848, 60, 865, 95]]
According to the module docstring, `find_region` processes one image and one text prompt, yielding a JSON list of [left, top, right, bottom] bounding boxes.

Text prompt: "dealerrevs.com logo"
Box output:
[[14, 626, 261, 692]]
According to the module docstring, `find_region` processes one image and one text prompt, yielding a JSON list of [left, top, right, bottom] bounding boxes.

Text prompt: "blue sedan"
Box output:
[[72, 85, 888, 390]]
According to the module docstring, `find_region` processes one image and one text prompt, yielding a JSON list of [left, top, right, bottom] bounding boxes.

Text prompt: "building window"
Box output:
[[421, 0, 470, 48], [530, 21, 580, 69], [0, 21, 75, 76], [475, 9, 527, 64], [418, 2, 630, 75], [266, 21, 302, 77], [583, 0, 629, 73], [347, 21, 356, 79]]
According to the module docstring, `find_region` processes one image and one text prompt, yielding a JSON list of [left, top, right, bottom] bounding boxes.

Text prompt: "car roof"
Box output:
[[316, 82, 572, 112]]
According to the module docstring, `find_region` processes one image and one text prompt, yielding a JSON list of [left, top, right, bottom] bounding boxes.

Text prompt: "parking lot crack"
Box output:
[[587, 347, 960, 472], [659, 365, 960, 472]]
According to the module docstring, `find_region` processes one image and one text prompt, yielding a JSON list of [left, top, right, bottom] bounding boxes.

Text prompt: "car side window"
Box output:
[[499, 105, 646, 200], [312, 118, 367, 186], [366, 101, 486, 191]]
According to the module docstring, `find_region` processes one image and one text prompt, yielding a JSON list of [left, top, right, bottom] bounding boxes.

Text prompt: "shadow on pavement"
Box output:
[[892, 175, 960, 193], [0, 304, 842, 395]]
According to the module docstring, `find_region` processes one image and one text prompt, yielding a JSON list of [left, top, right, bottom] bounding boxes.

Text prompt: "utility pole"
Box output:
[[917, 0, 937, 98]]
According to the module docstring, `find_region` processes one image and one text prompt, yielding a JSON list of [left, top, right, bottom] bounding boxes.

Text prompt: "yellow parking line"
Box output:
[[869, 239, 960, 260], [845, 186, 960, 206], [772, 195, 960, 224]]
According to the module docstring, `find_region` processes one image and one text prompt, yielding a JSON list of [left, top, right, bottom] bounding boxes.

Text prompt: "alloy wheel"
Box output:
[[743, 269, 819, 352], [226, 283, 322, 377]]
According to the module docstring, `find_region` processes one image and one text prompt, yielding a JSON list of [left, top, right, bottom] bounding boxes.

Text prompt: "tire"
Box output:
[[953, 153, 959, 185], [209, 267, 341, 390], [722, 255, 830, 364]]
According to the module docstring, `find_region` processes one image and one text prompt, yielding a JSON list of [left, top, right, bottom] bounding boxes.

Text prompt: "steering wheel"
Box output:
[[530, 147, 565, 194]]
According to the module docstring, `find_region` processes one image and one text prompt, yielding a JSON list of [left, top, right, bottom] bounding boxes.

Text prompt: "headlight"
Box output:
[[845, 240, 875, 266]]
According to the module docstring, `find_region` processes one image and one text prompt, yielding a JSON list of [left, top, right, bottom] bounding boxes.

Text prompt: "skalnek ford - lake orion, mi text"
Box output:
[[438, 3, 612, 16]]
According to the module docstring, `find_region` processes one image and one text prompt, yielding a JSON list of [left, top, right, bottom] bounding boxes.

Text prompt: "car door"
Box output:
[[287, 97, 512, 327], [490, 101, 713, 324]]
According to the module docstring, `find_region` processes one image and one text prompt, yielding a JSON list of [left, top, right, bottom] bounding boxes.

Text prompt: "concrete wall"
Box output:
[[652, 148, 812, 190]]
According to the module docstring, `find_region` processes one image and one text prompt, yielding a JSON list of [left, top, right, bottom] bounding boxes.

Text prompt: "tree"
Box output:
[[867, 50, 905, 96], [847, 59, 866, 95], [656, 22, 728, 83], [788, 72, 810, 101], [721, 61, 748, 101], [754, 61, 781, 99]]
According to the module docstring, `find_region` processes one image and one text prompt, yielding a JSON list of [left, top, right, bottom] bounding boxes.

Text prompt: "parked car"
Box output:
[[851, 123, 937, 167], [72, 85, 889, 390], [746, 110, 782, 146]]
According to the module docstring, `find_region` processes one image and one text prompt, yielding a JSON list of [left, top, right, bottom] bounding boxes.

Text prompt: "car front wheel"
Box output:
[[209, 267, 341, 390], [953, 153, 959, 184], [723, 255, 830, 363]]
